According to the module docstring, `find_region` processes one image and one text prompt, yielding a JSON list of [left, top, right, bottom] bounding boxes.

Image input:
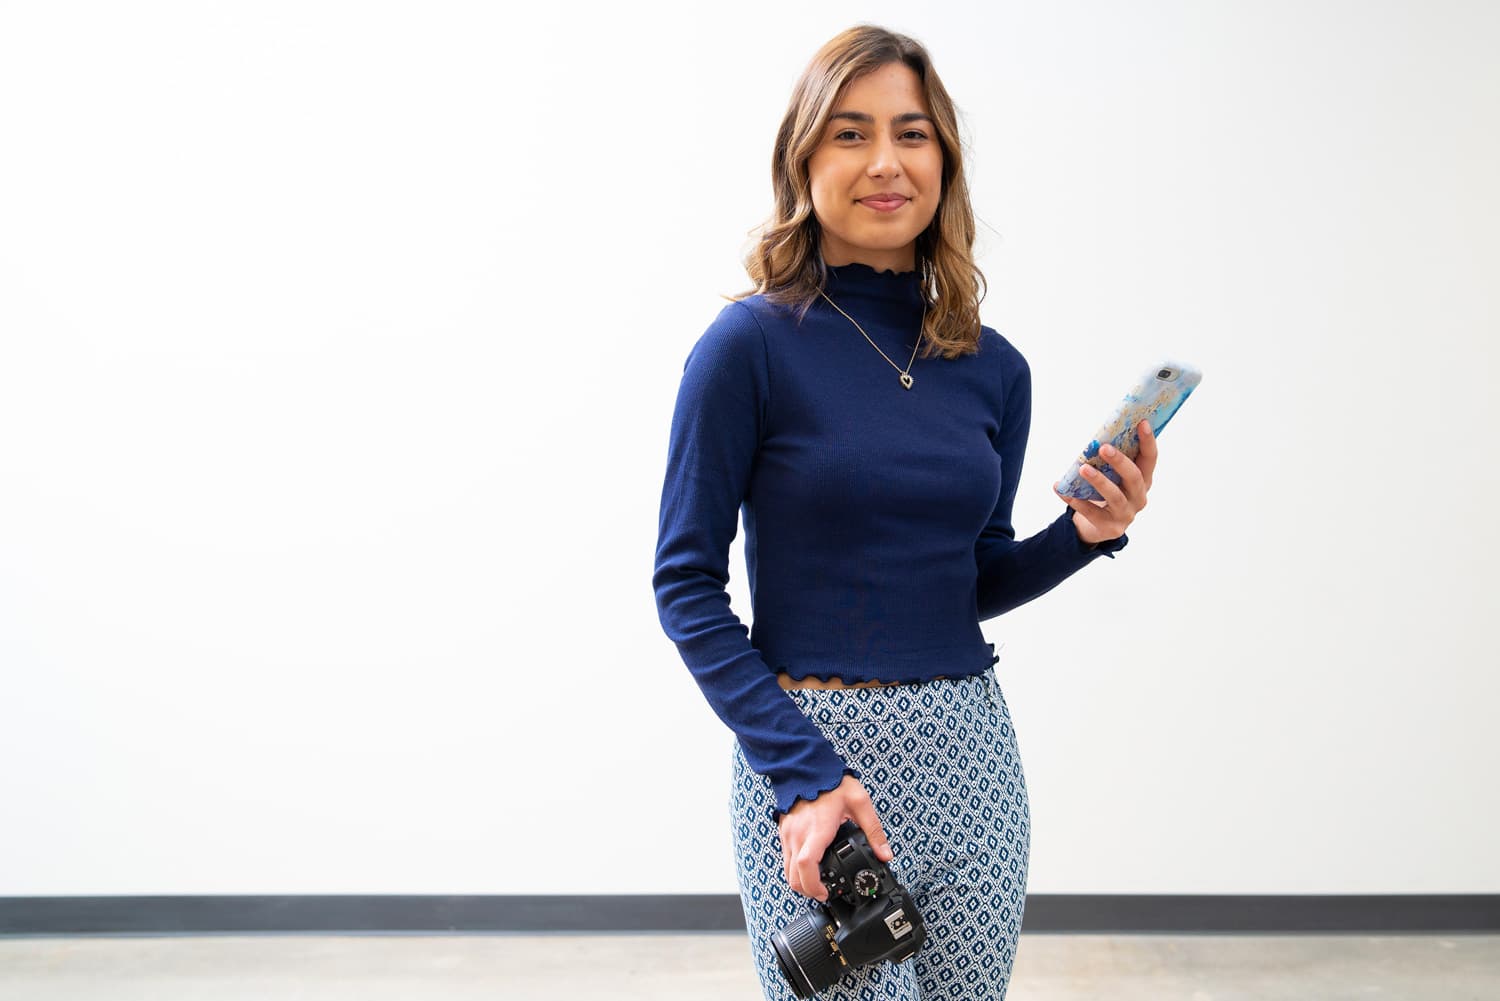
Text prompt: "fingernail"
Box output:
[[1101, 444, 1116, 457]]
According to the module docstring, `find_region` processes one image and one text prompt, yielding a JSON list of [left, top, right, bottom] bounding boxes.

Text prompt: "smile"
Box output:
[[859, 196, 909, 212]]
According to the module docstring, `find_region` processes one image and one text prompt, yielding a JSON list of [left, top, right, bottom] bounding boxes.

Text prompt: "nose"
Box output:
[[866, 132, 902, 179]]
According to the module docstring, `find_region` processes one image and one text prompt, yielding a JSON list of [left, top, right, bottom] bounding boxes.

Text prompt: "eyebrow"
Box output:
[[828, 111, 933, 126]]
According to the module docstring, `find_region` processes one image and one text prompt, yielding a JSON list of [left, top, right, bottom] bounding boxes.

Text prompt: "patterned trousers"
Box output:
[[729, 668, 1031, 1001]]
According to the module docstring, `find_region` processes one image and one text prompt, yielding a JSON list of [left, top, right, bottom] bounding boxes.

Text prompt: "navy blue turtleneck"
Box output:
[[652, 262, 1127, 819]]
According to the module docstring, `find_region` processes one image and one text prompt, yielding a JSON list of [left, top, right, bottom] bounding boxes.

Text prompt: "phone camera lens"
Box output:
[[1157, 368, 1174, 380]]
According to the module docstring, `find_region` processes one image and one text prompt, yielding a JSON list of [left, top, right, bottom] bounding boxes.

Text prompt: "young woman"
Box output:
[[653, 24, 1158, 1001]]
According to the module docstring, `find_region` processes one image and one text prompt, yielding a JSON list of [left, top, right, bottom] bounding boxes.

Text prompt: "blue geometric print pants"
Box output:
[[730, 668, 1031, 1001]]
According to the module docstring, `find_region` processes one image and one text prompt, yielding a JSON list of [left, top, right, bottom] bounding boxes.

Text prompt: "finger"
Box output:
[[1053, 483, 1105, 517], [1054, 478, 1106, 509], [1098, 443, 1147, 510], [849, 794, 894, 863], [1135, 421, 1159, 485], [795, 826, 832, 901], [1078, 462, 1130, 513], [1074, 468, 1131, 540], [780, 824, 802, 897]]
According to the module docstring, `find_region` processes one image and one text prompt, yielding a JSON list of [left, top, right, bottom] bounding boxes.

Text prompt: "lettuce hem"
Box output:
[[769, 767, 862, 824]]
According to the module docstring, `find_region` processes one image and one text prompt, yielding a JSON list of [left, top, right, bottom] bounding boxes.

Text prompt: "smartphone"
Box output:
[[1055, 360, 1202, 502]]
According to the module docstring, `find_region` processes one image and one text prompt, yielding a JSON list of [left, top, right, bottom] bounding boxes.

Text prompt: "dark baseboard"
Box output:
[[1, 895, 1497, 936]]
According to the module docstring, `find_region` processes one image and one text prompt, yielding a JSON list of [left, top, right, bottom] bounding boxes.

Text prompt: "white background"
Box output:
[[1, 0, 1496, 896]]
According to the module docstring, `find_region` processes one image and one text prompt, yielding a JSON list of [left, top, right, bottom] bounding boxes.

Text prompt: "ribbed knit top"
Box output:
[[652, 262, 1127, 819]]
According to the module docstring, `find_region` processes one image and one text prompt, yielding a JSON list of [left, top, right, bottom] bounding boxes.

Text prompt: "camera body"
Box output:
[[770, 820, 926, 998]]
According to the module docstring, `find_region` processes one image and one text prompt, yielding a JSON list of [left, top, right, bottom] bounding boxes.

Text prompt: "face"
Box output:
[[806, 61, 944, 273]]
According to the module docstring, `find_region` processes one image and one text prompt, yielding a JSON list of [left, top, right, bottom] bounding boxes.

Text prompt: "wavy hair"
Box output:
[[736, 25, 986, 359]]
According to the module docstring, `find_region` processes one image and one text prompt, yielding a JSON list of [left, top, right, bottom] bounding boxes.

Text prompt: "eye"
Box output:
[[833, 128, 863, 142], [900, 129, 930, 142]]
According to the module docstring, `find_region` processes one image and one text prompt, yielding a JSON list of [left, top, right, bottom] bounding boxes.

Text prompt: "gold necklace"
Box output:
[[817, 289, 925, 391]]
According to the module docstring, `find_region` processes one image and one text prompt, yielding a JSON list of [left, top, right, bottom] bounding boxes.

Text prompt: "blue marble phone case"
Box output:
[[1056, 360, 1202, 502]]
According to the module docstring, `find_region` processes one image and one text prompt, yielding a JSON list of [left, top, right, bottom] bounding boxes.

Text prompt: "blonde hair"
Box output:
[[737, 24, 986, 359]]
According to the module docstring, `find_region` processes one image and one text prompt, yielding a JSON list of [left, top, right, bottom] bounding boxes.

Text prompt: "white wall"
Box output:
[[1, 0, 1495, 896]]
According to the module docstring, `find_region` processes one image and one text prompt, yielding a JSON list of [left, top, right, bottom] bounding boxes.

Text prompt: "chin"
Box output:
[[849, 228, 923, 250]]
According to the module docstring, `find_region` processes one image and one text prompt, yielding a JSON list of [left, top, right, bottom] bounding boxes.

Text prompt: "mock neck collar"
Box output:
[[821, 260, 925, 309]]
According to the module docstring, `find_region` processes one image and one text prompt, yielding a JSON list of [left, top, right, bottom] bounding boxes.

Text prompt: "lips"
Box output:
[[859, 194, 909, 212]]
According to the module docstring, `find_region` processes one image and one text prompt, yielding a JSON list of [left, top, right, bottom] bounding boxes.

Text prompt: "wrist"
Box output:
[[1071, 511, 1106, 546], [1070, 511, 1127, 555]]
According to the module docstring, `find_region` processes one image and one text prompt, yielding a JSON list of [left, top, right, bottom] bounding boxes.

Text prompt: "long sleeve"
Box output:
[[975, 347, 1128, 622], [652, 302, 857, 820]]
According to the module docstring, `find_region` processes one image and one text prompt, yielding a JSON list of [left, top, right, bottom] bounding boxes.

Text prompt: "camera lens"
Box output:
[[770, 909, 846, 999], [1157, 368, 1174, 380]]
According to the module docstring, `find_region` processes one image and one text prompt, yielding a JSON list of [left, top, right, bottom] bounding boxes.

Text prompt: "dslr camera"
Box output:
[[770, 820, 926, 998]]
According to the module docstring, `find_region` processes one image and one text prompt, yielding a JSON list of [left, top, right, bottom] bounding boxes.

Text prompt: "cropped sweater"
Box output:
[[651, 261, 1127, 820]]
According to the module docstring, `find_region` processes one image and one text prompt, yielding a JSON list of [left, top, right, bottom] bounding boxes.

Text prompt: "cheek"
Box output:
[[912, 186, 936, 229], [807, 165, 847, 223], [920, 161, 944, 223], [922, 155, 945, 196]]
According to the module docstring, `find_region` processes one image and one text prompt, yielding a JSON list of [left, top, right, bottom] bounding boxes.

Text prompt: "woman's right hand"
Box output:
[[777, 774, 895, 901]]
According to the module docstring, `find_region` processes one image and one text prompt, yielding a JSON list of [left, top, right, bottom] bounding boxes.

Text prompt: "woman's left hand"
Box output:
[[1054, 420, 1159, 546]]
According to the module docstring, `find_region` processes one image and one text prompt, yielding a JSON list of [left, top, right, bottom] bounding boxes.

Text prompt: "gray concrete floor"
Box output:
[[0, 933, 1496, 1000]]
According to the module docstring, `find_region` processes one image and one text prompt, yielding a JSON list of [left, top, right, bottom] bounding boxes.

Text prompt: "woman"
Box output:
[[652, 24, 1157, 1001]]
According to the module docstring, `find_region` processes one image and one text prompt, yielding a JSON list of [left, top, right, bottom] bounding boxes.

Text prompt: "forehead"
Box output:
[[831, 62, 930, 114]]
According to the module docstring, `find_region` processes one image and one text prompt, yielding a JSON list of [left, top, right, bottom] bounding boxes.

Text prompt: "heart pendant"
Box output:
[[900, 373, 914, 390]]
